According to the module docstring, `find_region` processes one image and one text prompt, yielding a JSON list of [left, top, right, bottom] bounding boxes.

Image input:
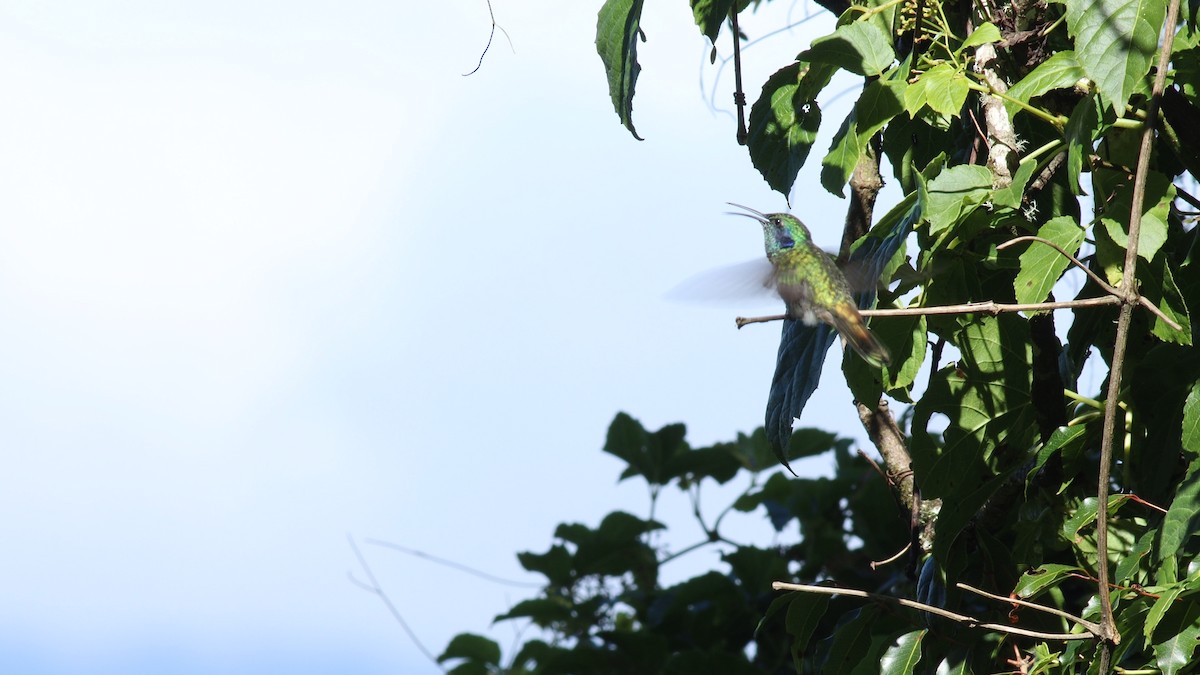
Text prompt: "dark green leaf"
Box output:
[[495, 597, 573, 624], [438, 633, 502, 666], [1152, 601, 1200, 675], [1064, 92, 1100, 195], [596, 0, 646, 139], [690, 0, 736, 44], [1157, 458, 1200, 562], [819, 605, 884, 672], [1184, 381, 1200, 457], [748, 62, 834, 197]]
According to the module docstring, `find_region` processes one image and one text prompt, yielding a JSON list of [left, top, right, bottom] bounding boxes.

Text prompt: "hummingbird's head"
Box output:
[[726, 203, 812, 258]]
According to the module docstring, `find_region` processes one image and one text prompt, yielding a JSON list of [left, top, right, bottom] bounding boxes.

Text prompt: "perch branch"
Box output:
[[771, 581, 1094, 641]]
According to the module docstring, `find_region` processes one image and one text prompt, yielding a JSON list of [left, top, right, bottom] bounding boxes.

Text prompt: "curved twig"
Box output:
[[463, 0, 513, 76], [997, 235, 1182, 330], [957, 582, 1102, 635]]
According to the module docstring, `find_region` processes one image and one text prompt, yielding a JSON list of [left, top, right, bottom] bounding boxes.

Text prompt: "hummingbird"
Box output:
[[728, 203, 891, 367]]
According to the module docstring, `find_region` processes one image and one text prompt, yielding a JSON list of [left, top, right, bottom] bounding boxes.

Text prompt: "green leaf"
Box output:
[[596, 0, 646, 140], [1027, 424, 1089, 494], [879, 630, 926, 674], [495, 597, 573, 624], [784, 589, 830, 654], [1064, 92, 1100, 195], [1013, 564, 1085, 598], [1184, 381, 1200, 456], [911, 314, 1034, 503], [924, 165, 994, 235], [1145, 585, 1186, 642], [748, 61, 834, 197], [919, 63, 970, 117], [1013, 216, 1086, 304], [1158, 458, 1200, 562], [1140, 256, 1193, 346], [821, 78, 906, 196], [883, 314, 928, 397], [690, 0, 735, 44], [800, 21, 895, 76], [438, 633, 502, 666], [1065, 0, 1167, 112], [1152, 601, 1200, 675], [821, 113, 862, 198], [1006, 51, 1087, 121], [959, 22, 1002, 52], [820, 606, 883, 672]]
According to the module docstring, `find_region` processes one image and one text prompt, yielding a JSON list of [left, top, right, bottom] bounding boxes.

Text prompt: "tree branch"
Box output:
[[736, 296, 1122, 328], [957, 582, 1102, 636], [771, 581, 1095, 641], [1092, 0, 1183, 653]]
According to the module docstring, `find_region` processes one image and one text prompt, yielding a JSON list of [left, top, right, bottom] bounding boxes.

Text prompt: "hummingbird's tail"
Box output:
[[829, 303, 891, 367]]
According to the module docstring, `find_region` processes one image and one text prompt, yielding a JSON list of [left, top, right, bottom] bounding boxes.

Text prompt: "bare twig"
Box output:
[[1093, 0, 1183, 656], [463, 0, 513, 76], [347, 534, 441, 666], [870, 543, 911, 569], [771, 581, 1092, 641], [364, 538, 541, 588], [957, 582, 1102, 635]]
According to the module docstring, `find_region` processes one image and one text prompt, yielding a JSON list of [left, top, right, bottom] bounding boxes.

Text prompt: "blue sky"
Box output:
[[0, 2, 882, 673]]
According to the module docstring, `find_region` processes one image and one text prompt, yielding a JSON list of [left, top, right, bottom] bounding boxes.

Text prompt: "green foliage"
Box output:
[[441, 1, 1200, 672], [595, 0, 645, 140]]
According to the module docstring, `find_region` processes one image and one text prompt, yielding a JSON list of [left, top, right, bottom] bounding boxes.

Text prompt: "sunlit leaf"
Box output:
[[879, 630, 925, 674], [1065, 0, 1167, 112], [1006, 51, 1087, 121], [800, 21, 895, 76], [1013, 216, 1086, 305]]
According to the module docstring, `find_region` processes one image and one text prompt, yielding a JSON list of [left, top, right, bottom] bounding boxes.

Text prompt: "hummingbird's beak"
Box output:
[[725, 202, 769, 223]]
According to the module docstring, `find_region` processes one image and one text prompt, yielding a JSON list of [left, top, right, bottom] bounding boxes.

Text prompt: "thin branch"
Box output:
[[771, 581, 1094, 641], [363, 538, 542, 588], [735, 296, 1122, 328], [870, 543, 911, 569], [997, 235, 1182, 329], [957, 582, 1102, 635], [347, 534, 441, 667], [463, 0, 513, 77], [1093, 0, 1183, 653]]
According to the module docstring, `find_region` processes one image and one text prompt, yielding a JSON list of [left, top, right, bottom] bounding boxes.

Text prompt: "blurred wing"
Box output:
[[665, 258, 779, 305]]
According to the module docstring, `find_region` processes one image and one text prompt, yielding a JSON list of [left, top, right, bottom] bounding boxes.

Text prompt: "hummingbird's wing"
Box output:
[[665, 258, 778, 305]]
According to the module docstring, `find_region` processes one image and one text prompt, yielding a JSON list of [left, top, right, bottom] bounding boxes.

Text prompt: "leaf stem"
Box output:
[[966, 78, 1066, 129]]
